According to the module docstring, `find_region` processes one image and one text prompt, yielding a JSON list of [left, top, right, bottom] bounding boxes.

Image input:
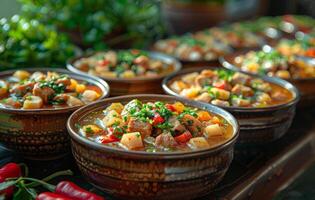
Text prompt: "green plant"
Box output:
[[0, 15, 75, 70], [19, 0, 164, 49]]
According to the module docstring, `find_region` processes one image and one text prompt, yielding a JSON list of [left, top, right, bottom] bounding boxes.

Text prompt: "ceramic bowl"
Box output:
[[0, 68, 109, 160], [67, 51, 182, 96], [163, 67, 300, 145], [67, 94, 239, 200]]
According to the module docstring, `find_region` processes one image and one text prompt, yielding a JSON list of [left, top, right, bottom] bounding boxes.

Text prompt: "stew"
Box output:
[[168, 69, 293, 108], [73, 49, 176, 79], [78, 99, 233, 152], [234, 49, 315, 79], [153, 35, 231, 61], [0, 70, 102, 109]]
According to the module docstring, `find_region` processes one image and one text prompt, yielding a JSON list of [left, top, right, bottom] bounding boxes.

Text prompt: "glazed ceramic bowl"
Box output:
[[220, 51, 315, 107], [163, 67, 300, 145], [67, 51, 182, 96], [0, 68, 109, 160], [67, 94, 239, 200]]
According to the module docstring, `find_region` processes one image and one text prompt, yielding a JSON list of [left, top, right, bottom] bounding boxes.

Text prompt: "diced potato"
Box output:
[[66, 96, 84, 107], [275, 70, 291, 79], [13, 70, 30, 80], [75, 84, 86, 93], [82, 90, 100, 102], [106, 103, 124, 114], [30, 72, 45, 81], [197, 111, 212, 121], [100, 71, 116, 78], [256, 92, 272, 103], [23, 96, 43, 109], [195, 92, 211, 103], [188, 137, 210, 150], [67, 79, 78, 91], [231, 98, 251, 107], [172, 102, 185, 113], [121, 70, 136, 78], [102, 110, 123, 127], [245, 62, 259, 73], [181, 72, 199, 84], [120, 132, 143, 150], [204, 124, 223, 138], [211, 99, 230, 107], [180, 87, 200, 99], [210, 88, 230, 100], [0, 80, 8, 97], [170, 81, 188, 92]]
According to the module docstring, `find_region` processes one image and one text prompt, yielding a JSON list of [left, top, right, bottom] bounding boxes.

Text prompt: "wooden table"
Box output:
[[0, 108, 314, 200]]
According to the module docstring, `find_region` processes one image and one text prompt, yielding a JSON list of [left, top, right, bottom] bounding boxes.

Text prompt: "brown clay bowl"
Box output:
[[67, 51, 182, 96], [0, 68, 109, 160], [163, 67, 300, 146], [67, 94, 239, 200], [220, 50, 315, 107]]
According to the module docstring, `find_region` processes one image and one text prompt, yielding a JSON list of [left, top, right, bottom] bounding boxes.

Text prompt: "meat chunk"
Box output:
[[55, 77, 71, 87], [231, 84, 254, 97], [231, 72, 251, 85], [168, 116, 186, 133], [194, 75, 211, 87], [155, 133, 177, 148], [181, 114, 204, 136], [10, 82, 35, 97], [32, 83, 55, 104], [195, 92, 212, 103], [128, 117, 152, 138], [211, 99, 230, 107]]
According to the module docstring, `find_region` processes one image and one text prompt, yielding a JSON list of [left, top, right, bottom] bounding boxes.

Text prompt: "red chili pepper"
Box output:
[[36, 192, 74, 200], [175, 131, 192, 143], [0, 163, 21, 179], [152, 113, 165, 126], [56, 181, 104, 200], [0, 163, 21, 198], [166, 104, 176, 112]]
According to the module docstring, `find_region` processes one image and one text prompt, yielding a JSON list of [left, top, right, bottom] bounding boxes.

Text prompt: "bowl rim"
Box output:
[[219, 49, 315, 82], [162, 66, 300, 112], [0, 67, 110, 113], [67, 50, 182, 83], [67, 94, 239, 159]]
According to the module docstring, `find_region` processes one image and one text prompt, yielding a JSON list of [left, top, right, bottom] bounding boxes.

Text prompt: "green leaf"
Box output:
[[0, 180, 17, 191]]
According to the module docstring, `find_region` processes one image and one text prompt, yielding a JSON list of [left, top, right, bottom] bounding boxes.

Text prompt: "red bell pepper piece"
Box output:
[[152, 113, 165, 126], [97, 59, 110, 67], [56, 181, 104, 200], [175, 131, 192, 143], [213, 81, 227, 90], [100, 133, 119, 144], [36, 192, 73, 200], [166, 104, 176, 112]]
